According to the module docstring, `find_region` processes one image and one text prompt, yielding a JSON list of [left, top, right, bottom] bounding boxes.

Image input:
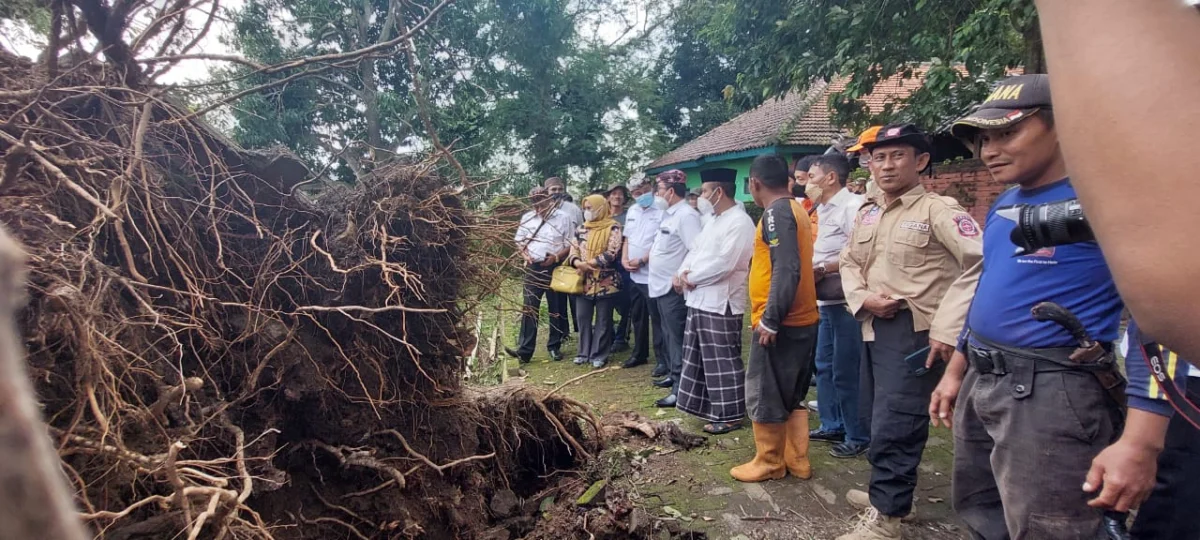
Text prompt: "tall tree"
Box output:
[[224, 0, 670, 192], [645, 4, 756, 146], [694, 0, 1039, 130]]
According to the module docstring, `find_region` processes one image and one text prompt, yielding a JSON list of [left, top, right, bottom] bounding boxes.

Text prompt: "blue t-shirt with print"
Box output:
[[964, 178, 1122, 349]]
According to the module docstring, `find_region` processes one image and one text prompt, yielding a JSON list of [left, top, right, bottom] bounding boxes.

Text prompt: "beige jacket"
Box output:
[[839, 184, 983, 345]]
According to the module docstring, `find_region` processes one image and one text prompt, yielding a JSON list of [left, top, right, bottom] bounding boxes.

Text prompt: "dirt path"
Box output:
[[509, 332, 968, 540]]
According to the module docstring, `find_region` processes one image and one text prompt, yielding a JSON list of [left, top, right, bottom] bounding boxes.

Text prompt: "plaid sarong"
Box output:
[[677, 307, 746, 423]]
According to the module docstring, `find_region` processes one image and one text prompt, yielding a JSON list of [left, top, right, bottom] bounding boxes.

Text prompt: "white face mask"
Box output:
[[654, 195, 669, 210], [584, 209, 595, 222], [697, 194, 715, 216]]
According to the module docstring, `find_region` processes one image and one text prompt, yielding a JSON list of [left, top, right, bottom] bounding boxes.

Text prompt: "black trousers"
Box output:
[[630, 282, 664, 366], [654, 290, 688, 394], [863, 310, 944, 517], [612, 269, 632, 344], [576, 295, 614, 364], [952, 338, 1120, 540], [516, 265, 567, 357], [1130, 381, 1200, 540]]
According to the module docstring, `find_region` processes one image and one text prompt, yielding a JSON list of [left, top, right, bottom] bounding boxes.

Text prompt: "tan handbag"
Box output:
[[550, 264, 585, 295]]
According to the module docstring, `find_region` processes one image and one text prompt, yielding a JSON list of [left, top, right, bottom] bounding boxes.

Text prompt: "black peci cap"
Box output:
[[862, 123, 932, 155], [952, 74, 1051, 137], [699, 168, 736, 183]]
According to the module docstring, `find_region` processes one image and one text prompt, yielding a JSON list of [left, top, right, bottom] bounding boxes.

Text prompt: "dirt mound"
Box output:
[[0, 51, 598, 539]]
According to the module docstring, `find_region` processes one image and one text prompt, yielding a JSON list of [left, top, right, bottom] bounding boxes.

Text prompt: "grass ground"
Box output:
[[476, 286, 968, 539]]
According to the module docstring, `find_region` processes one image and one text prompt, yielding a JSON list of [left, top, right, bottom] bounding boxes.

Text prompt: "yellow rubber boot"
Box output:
[[730, 421, 787, 482], [784, 409, 812, 479]]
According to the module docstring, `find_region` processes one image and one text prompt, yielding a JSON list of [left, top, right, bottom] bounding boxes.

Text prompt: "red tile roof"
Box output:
[[648, 68, 932, 169]]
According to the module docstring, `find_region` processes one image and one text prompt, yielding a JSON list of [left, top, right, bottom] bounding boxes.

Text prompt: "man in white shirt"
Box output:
[[545, 177, 583, 228], [675, 175, 757, 428], [648, 170, 703, 407], [804, 155, 870, 459], [544, 177, 583, 333], [621, 175, 667, 373], [506, 187, 575, 363]]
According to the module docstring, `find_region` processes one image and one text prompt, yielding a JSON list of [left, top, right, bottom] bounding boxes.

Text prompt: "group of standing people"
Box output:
[[510, 72, 1198, 540], [832, 74, 1197, 540]]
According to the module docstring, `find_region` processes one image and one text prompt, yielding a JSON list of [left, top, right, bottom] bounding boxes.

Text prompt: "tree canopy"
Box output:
[[0, 0, 1045, 196], [690, 0, 1040, 131], [221, 0, 718, 195]]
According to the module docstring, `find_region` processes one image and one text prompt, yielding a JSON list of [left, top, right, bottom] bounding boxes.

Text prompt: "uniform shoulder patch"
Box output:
[[860, 206, 882, 226], [953, 213, 980, 237]]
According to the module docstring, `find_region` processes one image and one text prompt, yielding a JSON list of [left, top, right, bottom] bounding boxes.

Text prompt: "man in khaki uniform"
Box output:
[[836, 124, 983, 540]]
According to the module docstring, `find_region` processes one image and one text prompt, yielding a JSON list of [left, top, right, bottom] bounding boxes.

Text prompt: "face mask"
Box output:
[[636, 192, 654, 208], [654, 195, 669, 209], [804, 183, 824, 201], [791, 183, 806, 199], [697, 194, 715, 216], [584, 209, 595, 222]]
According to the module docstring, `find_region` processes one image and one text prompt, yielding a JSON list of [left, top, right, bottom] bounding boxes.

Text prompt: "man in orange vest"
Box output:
[[731, 154, 821, 482]]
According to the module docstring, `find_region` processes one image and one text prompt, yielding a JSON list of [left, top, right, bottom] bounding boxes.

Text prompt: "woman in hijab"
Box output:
[[567, 194, 625, 368]]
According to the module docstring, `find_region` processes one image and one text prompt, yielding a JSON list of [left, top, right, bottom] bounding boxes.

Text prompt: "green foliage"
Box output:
[[223, 0, 679, 194], [692, 0, 1038, 131], [643, 5, 758, 146], [0, 0, 50, 32]]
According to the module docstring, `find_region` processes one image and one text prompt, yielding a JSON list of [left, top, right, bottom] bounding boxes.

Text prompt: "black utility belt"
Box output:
[[966, 334, 1115, 377]]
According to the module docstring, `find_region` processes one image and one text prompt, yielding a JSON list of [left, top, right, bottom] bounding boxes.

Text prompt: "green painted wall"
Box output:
[[649, 144, 827, 202]]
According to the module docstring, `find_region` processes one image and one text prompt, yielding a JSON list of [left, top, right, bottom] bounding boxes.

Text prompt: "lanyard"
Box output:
[[1138, 340, 1200, 429]]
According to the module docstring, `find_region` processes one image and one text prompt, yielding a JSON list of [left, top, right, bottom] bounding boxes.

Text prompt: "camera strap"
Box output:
[[1138, 339, 1200, 429]]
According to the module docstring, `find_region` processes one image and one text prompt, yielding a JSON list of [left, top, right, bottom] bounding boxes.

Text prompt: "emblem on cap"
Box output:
[[886, 127, 901, 137]]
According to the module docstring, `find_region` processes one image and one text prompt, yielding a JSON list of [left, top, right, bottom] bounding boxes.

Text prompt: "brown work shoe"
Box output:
[[730, 421, 787, 482], [846, 489, 915, 523], [835, 507, 903, 540]]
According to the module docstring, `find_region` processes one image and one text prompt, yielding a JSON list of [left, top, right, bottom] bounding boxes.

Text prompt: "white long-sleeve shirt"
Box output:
[[814, 188, 864, 307], [649, 201, 702, 298], [514, 206, 576, 263], [623, 203, 664, 285], [678, 204, 756, 315], [814, 188, 864, 266]]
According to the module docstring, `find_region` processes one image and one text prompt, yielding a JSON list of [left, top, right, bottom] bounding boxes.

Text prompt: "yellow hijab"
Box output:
[[582, 194, 617, 259]]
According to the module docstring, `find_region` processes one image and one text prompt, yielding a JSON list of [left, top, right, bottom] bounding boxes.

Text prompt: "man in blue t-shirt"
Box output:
[[930, 74, 1168, 540]]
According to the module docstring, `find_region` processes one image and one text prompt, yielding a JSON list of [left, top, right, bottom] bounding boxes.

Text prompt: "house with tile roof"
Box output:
[[645, 70, 932, 201]]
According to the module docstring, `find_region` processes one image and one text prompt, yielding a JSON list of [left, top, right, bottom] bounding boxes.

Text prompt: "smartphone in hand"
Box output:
[[905, 345, 935, 376]]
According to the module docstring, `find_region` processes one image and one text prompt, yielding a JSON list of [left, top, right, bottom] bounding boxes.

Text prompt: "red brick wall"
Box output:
[[921, 160, 1005, 225]]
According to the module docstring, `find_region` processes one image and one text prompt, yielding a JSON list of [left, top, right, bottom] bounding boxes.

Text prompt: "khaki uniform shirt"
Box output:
[[839, 184, 983, 344]]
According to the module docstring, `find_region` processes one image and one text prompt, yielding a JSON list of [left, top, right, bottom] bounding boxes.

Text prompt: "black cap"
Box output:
[[862, 123, 932, 155], [951, 74, 1051, 137], [699, 168, 736, 183]]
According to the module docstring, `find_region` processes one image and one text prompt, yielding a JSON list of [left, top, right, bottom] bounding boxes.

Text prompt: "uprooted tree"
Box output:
[[0, 0, 617, 538]]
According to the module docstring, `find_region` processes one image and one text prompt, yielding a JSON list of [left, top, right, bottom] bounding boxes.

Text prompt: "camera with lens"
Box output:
[[995, 198, 1094, 255]]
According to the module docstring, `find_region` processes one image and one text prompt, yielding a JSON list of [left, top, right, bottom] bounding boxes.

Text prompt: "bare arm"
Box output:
[[1036, 0, 1200, 365]]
